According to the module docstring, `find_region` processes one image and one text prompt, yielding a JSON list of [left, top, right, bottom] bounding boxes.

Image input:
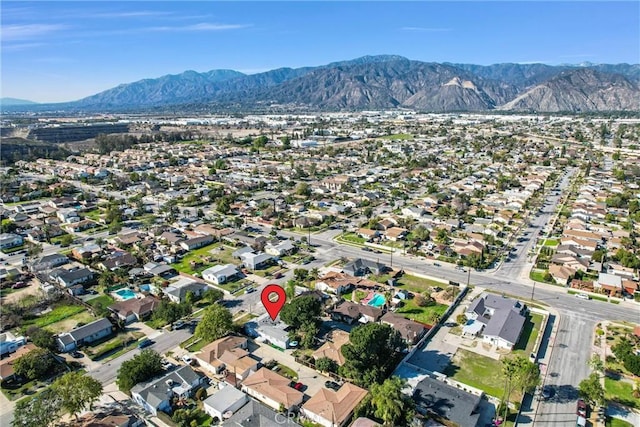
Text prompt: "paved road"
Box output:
[[88, 328, 192, 385]]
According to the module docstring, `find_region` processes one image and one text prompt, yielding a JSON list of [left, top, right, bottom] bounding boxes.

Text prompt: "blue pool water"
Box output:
[[368, 294, 386, 307], [139, 284, 151, 292], [115, 289, 136, 300]]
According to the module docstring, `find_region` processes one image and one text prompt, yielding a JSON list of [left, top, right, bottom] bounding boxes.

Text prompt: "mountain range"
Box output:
[[8, 56, 640, 113]]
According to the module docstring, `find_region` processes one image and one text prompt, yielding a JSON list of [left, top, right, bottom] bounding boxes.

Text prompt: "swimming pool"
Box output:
[[367, 293, 386, 308], [115, 289, 136, 300]]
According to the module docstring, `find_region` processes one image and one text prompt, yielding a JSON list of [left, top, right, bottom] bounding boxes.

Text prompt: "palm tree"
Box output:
[[370, 377, 407, 426]]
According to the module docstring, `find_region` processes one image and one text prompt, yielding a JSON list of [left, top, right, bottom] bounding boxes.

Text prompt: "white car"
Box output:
[[181, 355, 193, 365], [575, 293, 590, 300]]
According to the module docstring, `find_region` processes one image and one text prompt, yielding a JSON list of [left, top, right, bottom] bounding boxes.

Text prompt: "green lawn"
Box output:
[[336, 232, 365, 246], [379, 133, 414, 140], [396, 298, 448, 324], [86, 294, 115, 310], [276, 363, 298, 380], [445, 349, 522, 401], [233, 312, 257, 328], [529, 269, 551, 283], [543, 239, 559, 246], [172, 243, 239, 275], [513, 313, 544, 356], [605, 377, 640, 409], [606, 418, 634, 427], [45, 310, 96, 334], [391, 274, 447, 293], [84, 332, 145, 361], [22, 304, 86, 329]]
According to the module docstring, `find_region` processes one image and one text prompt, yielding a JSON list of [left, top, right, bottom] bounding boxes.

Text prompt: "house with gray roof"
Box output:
[[222, 400, 302, 427], [413, 376, 482, 427], [463, 293, 527, 350], [203, 384, 248, 421], [132, 365, 207, 416], [55, 267, 94, 288], [240, 252, 273, 271], [57, 317, 114, 352], [342, 258, 387, 277], [244, 313, 291, 349], [30, 253, 69, 272]]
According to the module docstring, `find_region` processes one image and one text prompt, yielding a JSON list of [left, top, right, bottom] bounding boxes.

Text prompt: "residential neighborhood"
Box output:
[[1, 111, 639, 427]]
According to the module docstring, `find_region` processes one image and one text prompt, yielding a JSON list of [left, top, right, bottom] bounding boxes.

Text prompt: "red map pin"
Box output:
[[261, 284, 286, 321]]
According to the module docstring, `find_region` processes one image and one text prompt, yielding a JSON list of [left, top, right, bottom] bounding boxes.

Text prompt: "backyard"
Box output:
[[396, 298, 448, 325], [172, 243, 239, 275], [512, 312, 544, 357]]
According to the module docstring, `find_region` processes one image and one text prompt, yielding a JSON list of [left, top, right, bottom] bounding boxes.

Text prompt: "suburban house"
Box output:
[[413, 376, 483, 427], [219, 347, 260, 382], [222, 400, 302, 427], [0, 233, 23, 249], [342, 259, 387, 277], [54, 267, 94, 288], [203, 384, 249, 421], [244, 314, 291, 349], [330, 301, 382, 325], [132, 365, 207, 416], [0, 344, 37, 383], [179, 235, 214, 251], [264, 240, 296, 257], [548, 264, 577, 286], [381, 312, 427, 345], [163, 278, 207, 303], [202, 264, 240, 285], [197, 336, 249, 375], [301, 383, 368, 427], [463, 294, 527, 350], [98, 252, 138, 271], [312, 330, 350, 366], [57, 317, 114, 352], [595, 272, 623, 295], [315, 272, 358, 295], [240, 252, 273, 271], [357, 228, 380, 241], [108, 296, 161, 324], [0, 332, 26, 356], [241, 368, 304, 411], [30, 253, 69, 272]]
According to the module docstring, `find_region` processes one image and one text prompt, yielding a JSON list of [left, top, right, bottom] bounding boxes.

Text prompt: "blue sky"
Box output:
[[2, 1, 639, 103]]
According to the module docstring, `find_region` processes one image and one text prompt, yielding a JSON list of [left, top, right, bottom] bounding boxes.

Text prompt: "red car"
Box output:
[[293, 382, 304, 391], [576, 399, 587, 417]]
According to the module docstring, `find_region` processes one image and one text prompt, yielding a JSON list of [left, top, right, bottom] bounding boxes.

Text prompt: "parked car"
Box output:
[[181, 355, 194, 365], [245, 287, 256, 294], [541, 385, 554, 400], [576, 399, 587, 417], [293, 382, 304, 391], [138, 338, 154, 349], [325, 381, 340, 391], [11, 281, 27, 289], [70, 351, 83, 358], [575, 293, 590, 300], [173, 320, 186, 329], [274, 272, 283, 279]]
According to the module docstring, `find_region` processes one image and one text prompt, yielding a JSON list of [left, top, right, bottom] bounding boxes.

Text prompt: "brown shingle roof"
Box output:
[[302, 383, 368, 426], [242, 368, 304, 408]]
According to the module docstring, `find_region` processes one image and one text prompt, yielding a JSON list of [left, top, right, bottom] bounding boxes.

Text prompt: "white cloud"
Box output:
[[144, 23, 251, 32], [1, 24, 69, 41]]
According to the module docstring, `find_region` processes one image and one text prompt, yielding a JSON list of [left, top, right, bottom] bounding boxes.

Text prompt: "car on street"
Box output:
[[575, 293, 590, 300], [274, 272, 283, 279], [325, 381, 340, 391], [245, 287, 256, 294], [138, 338, 154, 349], [173, 320, 186, 329], [576, 399, 587, 417]]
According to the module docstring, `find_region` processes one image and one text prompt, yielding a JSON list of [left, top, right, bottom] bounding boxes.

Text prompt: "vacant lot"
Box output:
[[23, 304, 87, 329], [46, 310, 96, 334], [445, 349, 522, 401], [396, 298, 448, 324], [173, 243, 239, 275]]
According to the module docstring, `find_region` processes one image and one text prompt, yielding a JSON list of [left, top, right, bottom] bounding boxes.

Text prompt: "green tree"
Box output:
[[152, 300, 191, 326], [588, 353, 605, 376], [116, 349, 163, 392], [300, 321, 319, 349], [578, 372, 605, 406], [202, 288, 224, 304], [340, 323, 405, 387], [370, 376, 415, 426], [26, 326, 57, 351], [59, 233, 74, 247], [500, 356, 540, 420], [293, 268, 309, 282], [280, 295, 322, 330], [315, 357, 338, 373], [52, 372, 103, 420], [11, 388, 62, 427], [13, 348, 55, 380], [195, 303, 233, 342], [295, 182, 311, 197]]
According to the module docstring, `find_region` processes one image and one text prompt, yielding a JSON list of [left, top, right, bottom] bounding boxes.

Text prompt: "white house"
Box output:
[[202, 264, 239, 285], [0, 332, 26, 357], [202, 385, 248, 421]]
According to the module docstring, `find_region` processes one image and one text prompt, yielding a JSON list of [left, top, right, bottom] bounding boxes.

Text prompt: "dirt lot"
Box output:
[[2, 280, 43, 304]]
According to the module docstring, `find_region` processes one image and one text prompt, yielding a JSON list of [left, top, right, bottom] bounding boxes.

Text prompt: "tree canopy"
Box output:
[[195, 303, 233, 342], [52, 371, 103, 420], [116, 349, 163, 392], [12, 389, 62, 427], [578, 372, 605, 406], [13, 348, 56, 380], [370, 377, 415, 426], [280, 295, 322, 330], [26, 326, 57, 351], [340, 323, 405, 386]]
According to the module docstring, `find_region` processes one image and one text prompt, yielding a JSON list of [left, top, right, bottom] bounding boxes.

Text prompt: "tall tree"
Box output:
[[26, 326, 57, 351], [52, 372, 103, 420], [13, 348, 55, 380], [116, 349, 163, 392], [370, 377, 415, 426], [195, 303, 233, 342], [340, 323, 405, 386], [11, 389, 62, 427], [280, 295, 322, 330], [578, 372, 605, 406]]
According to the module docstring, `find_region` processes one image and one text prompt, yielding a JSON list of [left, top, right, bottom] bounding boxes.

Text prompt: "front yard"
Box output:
[[512, 313, 544, 357], [84, 331, 145, 361], [384, 273, 448, 294], [336, 232, 365, 246], [605, 377, 640, 409], [396, 298, 448, 324]]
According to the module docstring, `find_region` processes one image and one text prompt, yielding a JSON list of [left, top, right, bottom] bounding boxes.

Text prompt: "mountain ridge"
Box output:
[[7, 55, 640, 113]]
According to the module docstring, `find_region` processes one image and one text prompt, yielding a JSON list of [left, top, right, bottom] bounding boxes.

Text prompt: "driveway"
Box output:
[[250, 342, 329, 399]]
